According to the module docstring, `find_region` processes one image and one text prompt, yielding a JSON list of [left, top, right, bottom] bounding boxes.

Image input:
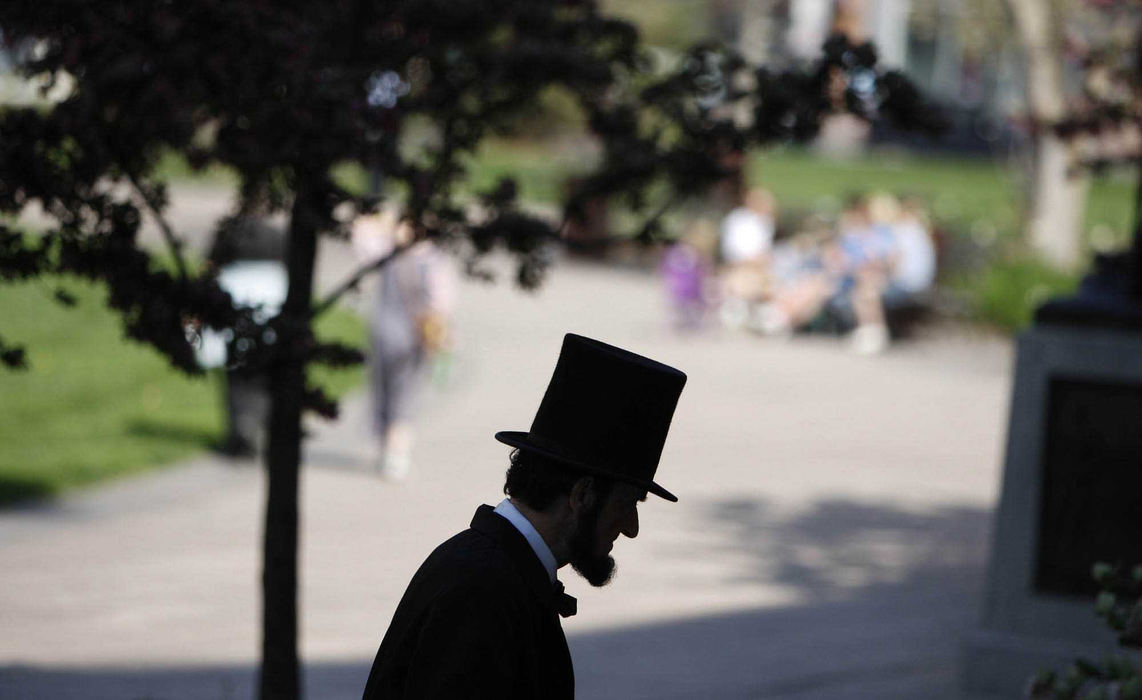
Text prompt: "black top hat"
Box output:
[[495, 333, 686, 502]]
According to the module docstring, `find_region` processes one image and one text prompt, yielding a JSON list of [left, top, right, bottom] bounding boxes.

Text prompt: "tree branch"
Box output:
[[621, 194, 679, 245], [310, 239, 416, 318], [127, 173, 190, 282]]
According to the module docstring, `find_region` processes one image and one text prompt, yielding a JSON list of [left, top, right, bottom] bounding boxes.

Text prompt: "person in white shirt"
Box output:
[[886, 200, 937, 297], [720, 187, 777, 264], [718, 187, 778, 329]]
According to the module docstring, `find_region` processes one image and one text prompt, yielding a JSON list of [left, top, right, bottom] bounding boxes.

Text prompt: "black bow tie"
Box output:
[[552, 580, 577, 618]]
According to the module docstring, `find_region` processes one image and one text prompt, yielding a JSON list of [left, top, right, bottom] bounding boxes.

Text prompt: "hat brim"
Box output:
[[495, 431, 679, 503]]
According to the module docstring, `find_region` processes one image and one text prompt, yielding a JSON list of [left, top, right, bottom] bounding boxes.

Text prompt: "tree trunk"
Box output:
[[737, 0, 775, 66], [866, 0, 910, 69], [1028, 132, 1088, 268], [1008, 0, 1087, 269], [786, 0, 834, 61], [1131, 157, 1142, 297], [259, 179, 320, 700]]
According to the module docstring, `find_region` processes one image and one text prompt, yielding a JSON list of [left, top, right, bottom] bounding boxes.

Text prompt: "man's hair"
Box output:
[[503, 449, 613, 511]]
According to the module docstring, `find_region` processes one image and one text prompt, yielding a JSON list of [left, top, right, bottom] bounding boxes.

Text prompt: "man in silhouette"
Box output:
[[362, 333, 687, 699]]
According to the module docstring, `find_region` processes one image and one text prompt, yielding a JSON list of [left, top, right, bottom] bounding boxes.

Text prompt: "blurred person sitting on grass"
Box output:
[[754, 213, 839, 336], [754, 192, 937, 353], [839, 192, 903, 354], [844, 193, 937, 354], [717, 186, 778, 330], [753, 194, 881, 337]]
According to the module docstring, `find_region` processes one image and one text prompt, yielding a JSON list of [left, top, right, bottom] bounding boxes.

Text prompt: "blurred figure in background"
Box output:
[[661, 219, 718, 332], [202, 204, 287, 457], [755, 214, 839, 336], [756, 194, 881, 337], [888, 195, 938, 302], [718, 186, 777, 330], [353, 209, 455, 480], [843, 192, 900, 354], [849, 194, 937, 354], [747, 192, 938, 350]]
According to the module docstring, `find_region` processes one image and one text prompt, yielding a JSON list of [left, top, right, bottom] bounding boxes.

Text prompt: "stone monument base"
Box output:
[[961, 324, 1142, 697], [963, 627, 1123, 696]]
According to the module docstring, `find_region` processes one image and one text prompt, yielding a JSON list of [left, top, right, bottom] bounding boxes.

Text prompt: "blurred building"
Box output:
[[712, 0, 1142, 157], [711, 0, 1022, 155]]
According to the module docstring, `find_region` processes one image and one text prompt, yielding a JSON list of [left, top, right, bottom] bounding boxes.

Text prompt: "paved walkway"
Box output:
[[0, 226, 1015, 698]]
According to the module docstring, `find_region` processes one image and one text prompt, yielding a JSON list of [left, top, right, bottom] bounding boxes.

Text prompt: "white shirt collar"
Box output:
[[494, 498, 558, 583]]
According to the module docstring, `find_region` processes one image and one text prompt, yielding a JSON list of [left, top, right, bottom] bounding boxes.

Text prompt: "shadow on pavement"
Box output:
[[702, 496, 990, 598], [0, 662, 366, 700], [572, 497, 993, 699], [0, 497, 993, 700]]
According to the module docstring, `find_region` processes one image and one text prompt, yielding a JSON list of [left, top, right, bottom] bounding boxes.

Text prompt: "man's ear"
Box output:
[[569, 475, 596, 515]]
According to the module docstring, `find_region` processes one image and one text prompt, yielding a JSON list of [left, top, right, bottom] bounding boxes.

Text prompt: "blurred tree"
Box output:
[[1004, 0, 1142, 268], [0, 2, 940, 698], [1007, 0, 1090, 268]]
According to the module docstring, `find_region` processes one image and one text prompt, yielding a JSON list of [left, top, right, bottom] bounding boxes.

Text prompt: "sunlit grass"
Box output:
[[751, 148, 1023, 238], [331, 137, 590, 207], [421, 139, 1137, 254], [601, 0, 713, 50], [155, 139, 1137, 336], [152, 150, 239, 186], [452, 140, 1134, 331], [953, 257, 1080, 331], [0, 275, 365, 504], [752, 147, 1137, 250]]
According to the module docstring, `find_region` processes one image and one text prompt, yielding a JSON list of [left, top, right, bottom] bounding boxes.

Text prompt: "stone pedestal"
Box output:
[[962, 325, 1142, 697]]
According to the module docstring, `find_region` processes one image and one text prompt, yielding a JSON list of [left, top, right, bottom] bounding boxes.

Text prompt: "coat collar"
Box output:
[[493, 499, 558, 582], [471, 504, 560, 612]]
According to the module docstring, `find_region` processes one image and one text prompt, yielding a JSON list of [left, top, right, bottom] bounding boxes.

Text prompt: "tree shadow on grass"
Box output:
[[125, 419, 220, 450], [0, 421, 220, 508], [0, 475, 57, 506]]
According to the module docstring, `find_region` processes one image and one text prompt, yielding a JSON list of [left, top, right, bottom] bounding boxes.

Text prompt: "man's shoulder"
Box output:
[[429, 526, 504, 562], [416, 526, 526, 594]]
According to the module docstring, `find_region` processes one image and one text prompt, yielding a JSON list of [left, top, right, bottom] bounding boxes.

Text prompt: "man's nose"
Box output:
[[621, 509, 639, 539]]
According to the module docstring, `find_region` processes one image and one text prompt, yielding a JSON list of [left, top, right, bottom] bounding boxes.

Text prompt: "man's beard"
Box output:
[[568, 502, 616, 587]]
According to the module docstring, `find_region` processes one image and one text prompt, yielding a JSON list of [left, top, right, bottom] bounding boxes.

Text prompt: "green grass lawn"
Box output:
[[752, 148, 1022, 237], [173, 135, 1138, 256], [750, 149, 1133, 328], [0, 276, 365, 504], [163, 136, 1136, 332], [331, 137, 591, 206], [462, 140, 1136, 248], [751, 147, 1137, 250], [155, 125, 1138, 250], [457, 140, 1134, 330]]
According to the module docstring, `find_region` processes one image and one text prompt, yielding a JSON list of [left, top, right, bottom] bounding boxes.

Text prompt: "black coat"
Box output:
[[362, 505, 575, 699]]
